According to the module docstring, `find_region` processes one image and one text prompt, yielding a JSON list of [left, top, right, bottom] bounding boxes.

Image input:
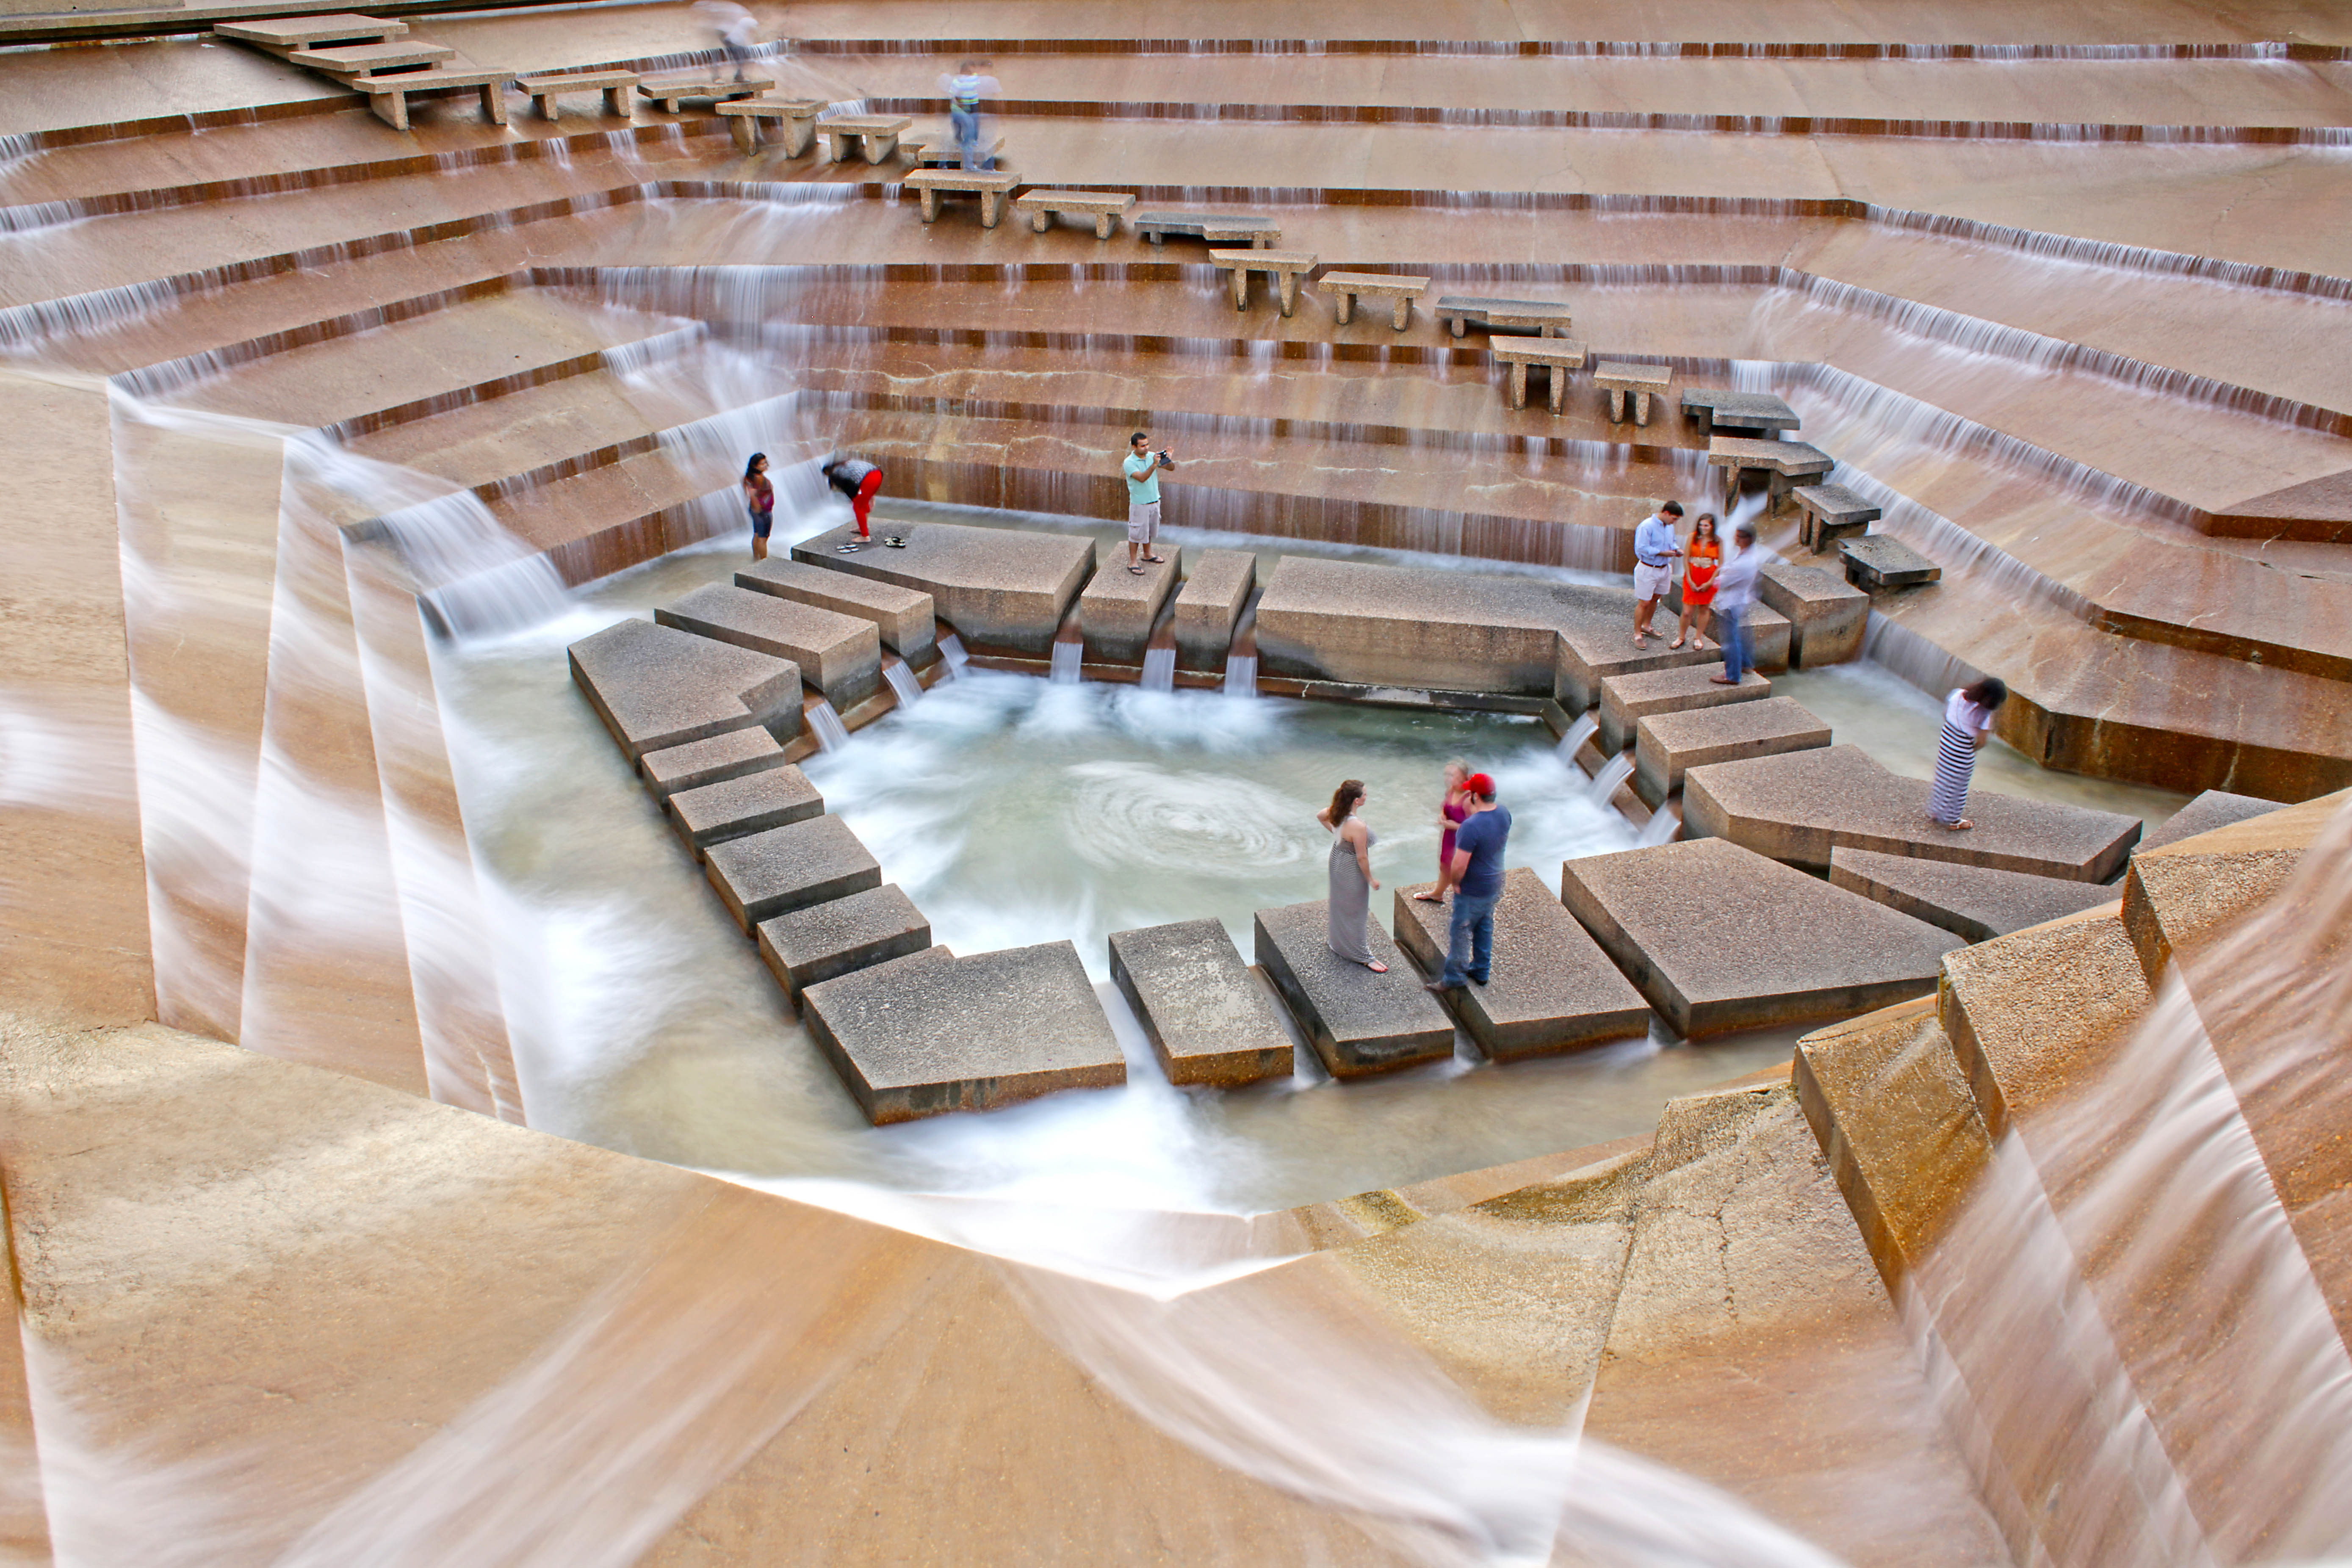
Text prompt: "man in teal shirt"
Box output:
[[1122, 430, 1174, 574]]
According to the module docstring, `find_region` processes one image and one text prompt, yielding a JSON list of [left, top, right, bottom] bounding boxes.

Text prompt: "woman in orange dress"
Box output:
[[1670, 512, 1721, 651]]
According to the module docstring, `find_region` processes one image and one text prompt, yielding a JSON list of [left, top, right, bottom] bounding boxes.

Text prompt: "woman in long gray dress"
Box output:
[[1315, 779, 1387, 973]]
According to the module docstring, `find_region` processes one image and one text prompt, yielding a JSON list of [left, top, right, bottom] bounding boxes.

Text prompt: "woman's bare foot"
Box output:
[[1667, 636, 1685, 650], [1935, 817, 1976, 832], [1411, 890, 1445, 903], [1365, 960, 1389, 973], [1631, 633, 1649, 648]]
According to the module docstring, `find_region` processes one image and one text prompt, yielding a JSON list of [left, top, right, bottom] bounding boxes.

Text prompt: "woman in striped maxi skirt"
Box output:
[[1929, 677, 2009, 830]]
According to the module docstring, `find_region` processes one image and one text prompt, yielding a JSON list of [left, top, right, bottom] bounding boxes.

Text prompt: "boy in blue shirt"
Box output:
[[1428, 772, 1511, 993]]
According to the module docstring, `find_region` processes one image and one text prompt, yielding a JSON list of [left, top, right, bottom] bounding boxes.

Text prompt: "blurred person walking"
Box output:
[[1669, 512, 1720, 651], [1708, 521, 1763, 686], [1410, 759, 1471, 904], [1122, 430, 1173, 573], [694, 0, 760, 80], [743, 451, 774, 561], [1318, 780, 1387, 973], [1631, 500, 1684, 647], [822, 456, 882, 544], [1426, 772, 1509, 995], [1930, 677, 2010, 831], [938, 59, 1002, 170]]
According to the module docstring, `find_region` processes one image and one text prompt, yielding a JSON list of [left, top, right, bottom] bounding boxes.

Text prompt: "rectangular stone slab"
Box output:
[[1562, 838, 1963, 1037], [794, 520, 1091, 655], [656, 583, 881, 708], [1682, 744, 2142, 882], [567, 617, 802, 763], [1598, 664, 1768, 754], [756, 884, 931, 1003], [1840, 533, 1941, 589], [1107, 918, 1295, 1087], [703, 814, 881, 933], [736, 557, 935, 662], [1680, 388, 1800, 432], [1076, 556, 1178, 664], [667, 764, 823, 856], [1391, 869, 1649, 1058], [1253, 900, 1454, 1076], [1829, 847, 2121, 944], [2136, 788, 2284, 852], [1172, 549, 1253, 669], [216, 14, 406, 46], [640, 727, 786, 800], [1634, 696, 1831, 806], [1756, 562, 1869, 666], [802, 941, 1126, 1123]]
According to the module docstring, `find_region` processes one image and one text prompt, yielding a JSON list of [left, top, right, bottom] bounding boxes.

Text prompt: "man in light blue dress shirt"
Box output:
[[1631, 499, 1684, 647]]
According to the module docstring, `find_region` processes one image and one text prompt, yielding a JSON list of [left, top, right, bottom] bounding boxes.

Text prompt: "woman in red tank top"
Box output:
[[1411, 760, 1472, 903], [1670, 512, 1721, 651]]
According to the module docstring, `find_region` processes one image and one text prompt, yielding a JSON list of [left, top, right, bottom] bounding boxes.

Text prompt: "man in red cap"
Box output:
[[1428, 771, 1510, 996]]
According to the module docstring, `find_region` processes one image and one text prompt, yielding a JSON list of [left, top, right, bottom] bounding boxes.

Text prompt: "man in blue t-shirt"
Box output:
[[1428, 772, 1511, 993], [1121, 430, 1175, 575]]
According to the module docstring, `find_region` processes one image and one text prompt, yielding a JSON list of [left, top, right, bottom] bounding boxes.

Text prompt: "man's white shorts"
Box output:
[[1127, 501, 1161, 543], [1633, 560, 1671, 602]]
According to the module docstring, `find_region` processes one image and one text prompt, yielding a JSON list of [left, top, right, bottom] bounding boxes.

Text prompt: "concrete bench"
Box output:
[[1489, 337, 1591, 413], [902, 168, 1021, 228], [902, 131, 1004, 169], [636, 74, 772, 114], [1707, 436, 1834, 510], [517, 70, 639, 122], [1792, 482, 1882, 553], [1592, 360, 1674, 426], [1433, 296, 1574, 339], [1133, 211, 1280, 249], [816, 114, 913, 163], [712, 96, 827, 154], [215, 14, 404, 50], [1014, 188, 1136, 238], [1681, 388, 1800, 435], [289, 40, 452, 76], [1209, 249, 1318, 317], [1317, 271, 1432, 331], [357, 66, 521, 131], [1839, 534, 1942, 591]]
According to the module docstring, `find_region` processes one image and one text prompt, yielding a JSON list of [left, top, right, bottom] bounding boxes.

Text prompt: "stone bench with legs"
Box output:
[[215, 14, 405, 52], [1840, 534, 1942, 591], [902, 132, 1004, 169], [1133, 211, 1280, 249], [817, 114, 913, 163], [1681, 388, 1801, 436], [1432, 296, 1574, 339], [1792, 482, 1882, 553], [357, 66, 521, 131], [1209, 249, 1318, 317], [636, 74, 772, 114], [1593, 361, 1674, 426], [1490, 338, 1591, 413], [517, 70, 638, 122], [1707, 436, 1834, 511], [289, 40, 454, 76], [713, 95, 827, 154], [1317, 271, 1432, 331], [902, 168, 1022, 229], [1014, 189, 1137, 238]]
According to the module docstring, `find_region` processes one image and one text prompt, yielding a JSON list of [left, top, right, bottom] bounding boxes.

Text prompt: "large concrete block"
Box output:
[[656, 583, 881, 708], [755, 883, 931, 1004], [1633, 696, 1830, 806], [1597, 664, 1768, 754], [1682, 744, 2142, 882], [1561, 838, 1962, 1037], [640, 728, 786, 800], [1253, 900, 1454, 1076], [802, 941, 1126, 1123], [1829, 847, 2120, 944], [1076, 556, 1177, 664], [1172, 548, 1254, 669], [703, 813, 881, 933], [2137, 788, 2284, 853], [736, 556, 937, 662], [668, 764, 823, 856], [567, 617, 801, 763], [794, 520, 1091, 655], [1391, 869, 1649, 1058], [1254, 556, 1600, 696], [1107, 918, 1293, 1087], [2118, 787, 2346, 984], [1936, 905, 2149, 1138], [1757, 562, 1868, 666]]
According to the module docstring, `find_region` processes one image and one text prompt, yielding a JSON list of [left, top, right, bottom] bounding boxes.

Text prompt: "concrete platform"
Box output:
[[1841, 534, 1942, 590], [794, 521, 1092, 656], [1682, 744, 2142, 882], [1633, 696, 1831, 807], [755, 884, 931, 1005], [2139, 788, 2286, 852], [639, 727, 786, 800], [1076, 554, 1177, 664], [1172, 549, 1254, 669], [1558, 607, 1728, 713], [702, 813, 882, 933], [567, 617, 802, 763], [1391, 870, 1650, 1059], [802, 941, 1126, 1123], [1253, 900, 1454, 1077], [1680, 388, 1799, 434], [655, 583, 882, 708], [1756, 562, 1870, 667], [1598, 664, 1766, 754], [736, 557, 936, 662], [1107, 918, 1294, 1087], [667, 764, 823, 857], [1561, 838, 1963, 1037], [1829, 847, 2121, 943]]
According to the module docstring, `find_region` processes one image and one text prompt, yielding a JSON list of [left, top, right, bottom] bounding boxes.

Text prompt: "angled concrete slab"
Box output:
[[1633, 696, 1830, 806], [2138, 788, 2285, 853], [567, 617, 801, 763], [1757, 561, 1869, 666], [794, 520, 1092, 655], [736, 557, 937, 662], [1107, 918, 1294, 1087], [640, 727, 787, 800], [656, 583, 883, 708], [1598, 664, 1767, 754], [1253, 899, 1454, 1076], [668, 764, 823, 857], [1172, 549, 1254, 669], [703, 813, 881, 933], [1829, 846, 2121, 944], [755, 883, 931, 1005], [1391, 869, 1649, 1058]]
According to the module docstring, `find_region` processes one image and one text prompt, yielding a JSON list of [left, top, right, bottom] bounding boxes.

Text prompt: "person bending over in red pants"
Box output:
[[823, 457, 883, 539]]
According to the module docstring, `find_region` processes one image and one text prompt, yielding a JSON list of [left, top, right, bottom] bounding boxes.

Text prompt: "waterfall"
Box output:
[[805, 700, 849, 752], [1558, 712, 1598, 758], [883, 662, 924, 707], [938, 633, 969, 678], [1588, 751, 1634, 806], [1049, 642, 1084, 684], [1222, 654, 1258, 697], [1140, 647, 1176, 692], [1635, 806, 1680, 846]]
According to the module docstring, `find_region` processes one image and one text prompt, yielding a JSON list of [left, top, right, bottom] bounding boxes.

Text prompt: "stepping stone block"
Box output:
[[515, 69, 639, 121], [703, 814, 881, 933], [737, 557, 936, 662], [1840, 533, 1941, 590], [902, 168, 1022, 228], [1561, 838, 1963, 1037], [1592, 361, 1673, 425], [216, 14, 405, 48], [639, 727, 786, 799], [1555, 603, 1721, 714], [1432, 296, 1574, 338], [1253, 900, 1455, 1077], [1792, 482, 1880, 553], [1829, 847, 2120, 944], [568, 617, 802, 763], [656, 583, 881, 708], [638, 74, 774, 114], [756, 884, 931, 1004], [1390, 869, 1649, 1058], [1634, 696, 1830, 807], [1107, 918, 1295, 1087], [714, 95, 827, 155], [667, 764, 822, 856], [1680, 388, 1799, 434], [802, 941, 1126, 1123], [1133, 211, 1280, 248], [816, 114, 912, 163], [1015, 188, 1137, 238], [2138, 788, 2284, 853], [1707, 436, 1833, 509], [1682, 744, 2142, 882], [1076, 555, 1178, 663], [356, 66, 520, 132], [1757, 561, 1869, 667], [1172, 549, 1254, 669], [291, 39, 454, 75], [795, 520, 1092, 656], [1598, 664, 1765, 754]]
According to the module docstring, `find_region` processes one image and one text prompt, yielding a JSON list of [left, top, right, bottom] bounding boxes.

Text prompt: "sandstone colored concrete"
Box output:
[[667, 763, 823, 856], [1591, 360, 1672, 425], [1707, 436, 1832, 507], [1253, 900, 1454, 1077], [802, 941, 1126, 1123], [1076, 553, 1177, 663], [1015, 188, 1137, 238], [638, 726, 786, 799], [1209, 248, 1318, 316], [794, 521, 1091, 656], [1830, 846, 2121, 943], [816, 114, 910, 164], [1318, 271, 1432, 331], [1107, 918, 1295, 1087], [1391, 869, 1649, 1059], [1841, 532, 1943, 590], [1598, 664, 1766, 754], [1171, 548, 1253, 669], [2139, 788, 2285, 852], [2120, 787, 2349, 985], [517, 69, 638, 122], [755, 883, 930, 1004], [1938, 904, 2151, 1138], [703, 813, 881, 934], [1489, 337, 1590, 413], [656, 583, 882, 708], [1561, 838, 1962, 1037], [903, 168, 1022, 229], [567, 617, 802, 763], [1680, 388, 1800, 434], [1132, 211, 1279, 248], [714, 94, 826, 155], [736, 556, 936, 662], [1756, 561, 1869, 666], [1633, 696, 1831, 806], [1792, 482, 1882, 553], [1431, 296, 1575, 338], [1684, 744, 2142, 882]]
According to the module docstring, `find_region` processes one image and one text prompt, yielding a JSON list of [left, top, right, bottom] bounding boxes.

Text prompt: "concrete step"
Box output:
[[1829, 846, 2122, 943], [1597, 664, 1767, 754], [1631, 694, 1831, 807]]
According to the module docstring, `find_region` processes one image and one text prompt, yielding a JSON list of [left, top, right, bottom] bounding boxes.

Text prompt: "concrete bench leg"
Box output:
[[1277, 272, 1298, 317], [919, 189, 938, 223], [1095, 213, 1115, 239], [368, 92, 410, 132], [532, 92, 557, 121], [826, 133, 854, 163], [481, 84, 508, 126], [981, 191, 1001, 229], [731, 116, 757, 153], [1332, 292, 1354, 325], [1450, 317, 1466, 338], [1228, 268, 1249, 311], [1254, 235, 1270, 250], [1030, 209, 1051, 232], [1634, 391, 1652, 426], [1547, 367, 1566, 414], [606, 86, 632, 119], [782, 119, 811, 155], [864, 133, 898, 164], [1507, 363, 1527, 410], [1389, 296, 1411, 331], [1607, 388, 1625, 422]]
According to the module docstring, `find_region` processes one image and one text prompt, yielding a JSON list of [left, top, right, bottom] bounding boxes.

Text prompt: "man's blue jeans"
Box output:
[[1441, 888, 1500, 987], [1718, 602, 1751, 684], [952, 107, 986, 169]]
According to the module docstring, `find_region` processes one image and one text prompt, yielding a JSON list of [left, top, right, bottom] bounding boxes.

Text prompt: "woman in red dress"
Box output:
[[1670, 512, 1721, 651], [1411, 760, 1472, 904]]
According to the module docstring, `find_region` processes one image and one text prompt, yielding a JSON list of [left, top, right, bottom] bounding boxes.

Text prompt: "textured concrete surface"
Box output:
[[1830, 846, 2120, 943], [1075, 552, 1177, 663], [1253, 899, 1454, 1076], [1938, 905, 2151, 1137], [1171, 548, 1254, 669], [1562, 838, 1963, 1037], [656, 582, 883, 708], [2137, 787, 2284, 852], [639, 727, 787, 800], [1598, 664, 1766, 754], [1253, 554, 1603, 697], [1390, 870, 1650, 1058], [1757, 561, 1870, 666], [2119, 786, 2349, 984], [737, 556, 937, 662], [702, 813, 881, 933], [1840, 533, 1942, 589], [667, 764, 823, 856], [794, 520, 1092, 656], [567, 617, 802, 762], [1633, 695, 1830, 806], [1107, 918, 1295, 1087], [755, 883, 931, 1004], [802, 941, 1126, 1123]]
